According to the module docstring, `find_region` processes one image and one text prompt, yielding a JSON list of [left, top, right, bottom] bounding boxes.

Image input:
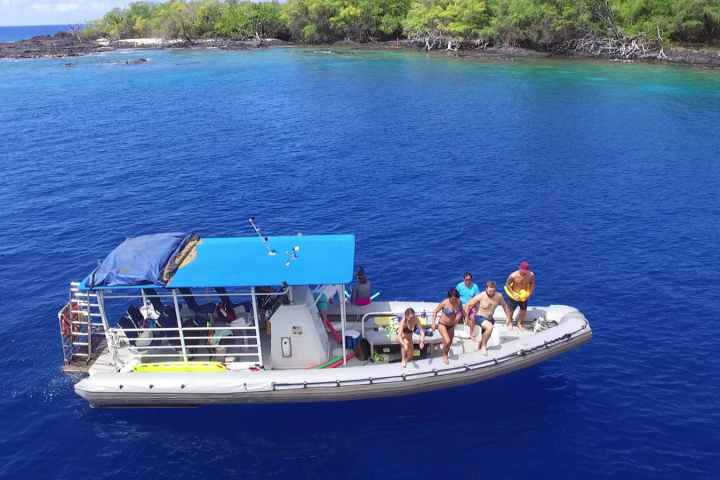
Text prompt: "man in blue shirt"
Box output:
[[456, 272, 480, 305], [456, 272, 480, 334]]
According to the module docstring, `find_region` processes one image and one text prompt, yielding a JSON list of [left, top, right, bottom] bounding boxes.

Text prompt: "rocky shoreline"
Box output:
[[2, 31, 719, 69]]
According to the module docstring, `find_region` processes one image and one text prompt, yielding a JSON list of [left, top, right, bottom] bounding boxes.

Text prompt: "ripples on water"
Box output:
[[0, 48, 719, 479]]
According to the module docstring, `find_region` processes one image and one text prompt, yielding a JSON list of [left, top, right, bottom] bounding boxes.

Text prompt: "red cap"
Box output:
[[519, 260, 530, 271]]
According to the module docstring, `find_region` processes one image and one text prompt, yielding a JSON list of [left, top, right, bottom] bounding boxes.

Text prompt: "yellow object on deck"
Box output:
[[373, 315, 396, 326], [374, 314, 430, 327], [133, 362, 227, 373]]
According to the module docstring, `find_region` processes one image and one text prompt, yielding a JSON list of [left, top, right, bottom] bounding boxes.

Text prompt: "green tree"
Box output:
[[286, 0, 343, 42], [404, 0, 492, 48], [151, 0, 197, 40]]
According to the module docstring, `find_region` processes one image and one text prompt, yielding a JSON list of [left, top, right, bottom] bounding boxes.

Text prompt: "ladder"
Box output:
[[60, 282, 105, 366]]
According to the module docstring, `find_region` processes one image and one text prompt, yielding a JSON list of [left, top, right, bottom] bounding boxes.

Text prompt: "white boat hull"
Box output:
[[74, 305, 591, 407]]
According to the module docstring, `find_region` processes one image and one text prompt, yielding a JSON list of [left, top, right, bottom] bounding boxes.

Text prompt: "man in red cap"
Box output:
[[504, 260, 536, 330]]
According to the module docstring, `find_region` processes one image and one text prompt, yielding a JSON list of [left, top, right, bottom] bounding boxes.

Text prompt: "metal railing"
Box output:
[[360, 310, 434, 338], [60, 283, 285, 369], [109, 324, 262, 366], [272, 317, 591, 391], [59, 282, 106, 365]]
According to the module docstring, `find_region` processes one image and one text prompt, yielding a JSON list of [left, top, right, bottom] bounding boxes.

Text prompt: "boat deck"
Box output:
[[83, 319, 541, 375]]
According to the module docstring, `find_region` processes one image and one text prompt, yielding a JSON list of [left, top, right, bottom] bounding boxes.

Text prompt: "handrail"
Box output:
[[109, 323, 263, 364], [360, 310, 433, 337], [65, 282, 273, 369], [86, 287, 290, 301], [273, 320, 591, 390], [61, 287, 105, 365]]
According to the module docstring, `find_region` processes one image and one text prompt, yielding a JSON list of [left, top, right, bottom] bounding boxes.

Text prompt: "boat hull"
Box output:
[[75, 315, 591, 407]]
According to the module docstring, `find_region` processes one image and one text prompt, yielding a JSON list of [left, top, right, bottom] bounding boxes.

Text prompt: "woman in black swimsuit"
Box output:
[[397, 308, 425, 368], [432, 288, 463, 365]]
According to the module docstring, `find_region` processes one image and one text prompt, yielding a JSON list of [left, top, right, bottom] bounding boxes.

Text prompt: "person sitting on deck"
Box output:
[[456, 272, 480, 332], [351, 267, 372, 306], [432, 288, 463, 365], [397, 307, 425, 368], [464, 281, 513, 355], [504, 260, 536, 331]]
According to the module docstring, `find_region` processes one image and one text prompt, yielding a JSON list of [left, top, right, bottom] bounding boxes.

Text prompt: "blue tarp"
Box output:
[[167, 235, 355, 288], [83, 233, 192, 289]]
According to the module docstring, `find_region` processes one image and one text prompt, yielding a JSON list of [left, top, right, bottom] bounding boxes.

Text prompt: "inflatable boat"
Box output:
[[58, 231, 592, 407]]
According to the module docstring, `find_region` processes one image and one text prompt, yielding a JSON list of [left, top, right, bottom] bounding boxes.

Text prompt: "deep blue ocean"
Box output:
[[1, 42, 719, 479]]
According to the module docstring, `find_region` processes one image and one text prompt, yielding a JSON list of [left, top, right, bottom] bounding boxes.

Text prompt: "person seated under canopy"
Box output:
[[351, 267, 372, 306]]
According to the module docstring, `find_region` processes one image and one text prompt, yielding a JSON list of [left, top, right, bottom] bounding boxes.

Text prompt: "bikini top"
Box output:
[[442, 304, 460, 318], [402, 322, 416, 334]]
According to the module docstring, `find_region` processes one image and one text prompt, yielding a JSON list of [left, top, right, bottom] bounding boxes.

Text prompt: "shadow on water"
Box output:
[[34, 367, 575, 477]]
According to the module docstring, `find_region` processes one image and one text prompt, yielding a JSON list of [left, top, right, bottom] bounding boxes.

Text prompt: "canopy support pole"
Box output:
[[339, 283, 347, 366], [172, 290, 188, 362], [251, 286, 263, 368], [96, 290, 114, 366]]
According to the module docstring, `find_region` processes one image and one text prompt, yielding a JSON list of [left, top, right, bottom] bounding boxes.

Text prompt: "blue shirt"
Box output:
[[456, 282, 480, 306]]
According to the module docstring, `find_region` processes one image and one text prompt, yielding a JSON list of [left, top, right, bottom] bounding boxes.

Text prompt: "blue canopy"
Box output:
[[82, 233, 192, 289], [167, 235, 355, 288], [80, 233, 355, 289]]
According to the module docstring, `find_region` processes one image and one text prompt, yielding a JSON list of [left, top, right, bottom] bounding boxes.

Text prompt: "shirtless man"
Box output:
[[464, 281, 513, 355], [504, 260, 536, 330]]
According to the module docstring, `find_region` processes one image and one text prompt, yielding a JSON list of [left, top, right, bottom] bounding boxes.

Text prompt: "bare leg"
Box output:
[[438, 324, 451, 364], [400, 336, 411, 367], [479, 320, 493, 355], [506, 307, 516, 330], [517, 308, 527, 330], [466, 315, 476, 338]]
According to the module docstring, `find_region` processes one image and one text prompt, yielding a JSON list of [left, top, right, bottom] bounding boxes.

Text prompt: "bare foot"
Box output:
[[480, 346, 488, 356], [442, 355, 449, 365], [401, 361, 406, 368]]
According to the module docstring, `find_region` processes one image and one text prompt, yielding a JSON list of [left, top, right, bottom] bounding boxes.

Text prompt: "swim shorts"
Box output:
[[507, 297, 528, 312], [475, 315, 495, 327]]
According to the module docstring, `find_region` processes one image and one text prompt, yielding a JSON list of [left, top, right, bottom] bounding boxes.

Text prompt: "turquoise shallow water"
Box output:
[[1, 47, 719, 478]]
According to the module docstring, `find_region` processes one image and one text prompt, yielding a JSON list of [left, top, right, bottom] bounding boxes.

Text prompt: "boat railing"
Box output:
[[59, 282, 106, 366], [272, 316, 591, 391], [360, 310, 434, 338], [59, 283, 289, 370], [107, 324, 262, 365]]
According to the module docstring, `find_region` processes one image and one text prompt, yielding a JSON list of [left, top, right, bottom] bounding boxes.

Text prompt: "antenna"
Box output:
[[248, 216, 277, 256]]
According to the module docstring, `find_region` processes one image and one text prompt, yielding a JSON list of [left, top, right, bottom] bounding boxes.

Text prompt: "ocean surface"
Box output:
[[0, 46, 719, 479], [0, 24, 75, 42]]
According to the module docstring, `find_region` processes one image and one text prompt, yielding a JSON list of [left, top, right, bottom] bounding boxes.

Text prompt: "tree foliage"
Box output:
[[83, 0, 720, 46]]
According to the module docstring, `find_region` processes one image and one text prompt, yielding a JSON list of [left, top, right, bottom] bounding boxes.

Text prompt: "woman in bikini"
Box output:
[[397, 307, 425, 368], [432, 288, 463, 364]]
